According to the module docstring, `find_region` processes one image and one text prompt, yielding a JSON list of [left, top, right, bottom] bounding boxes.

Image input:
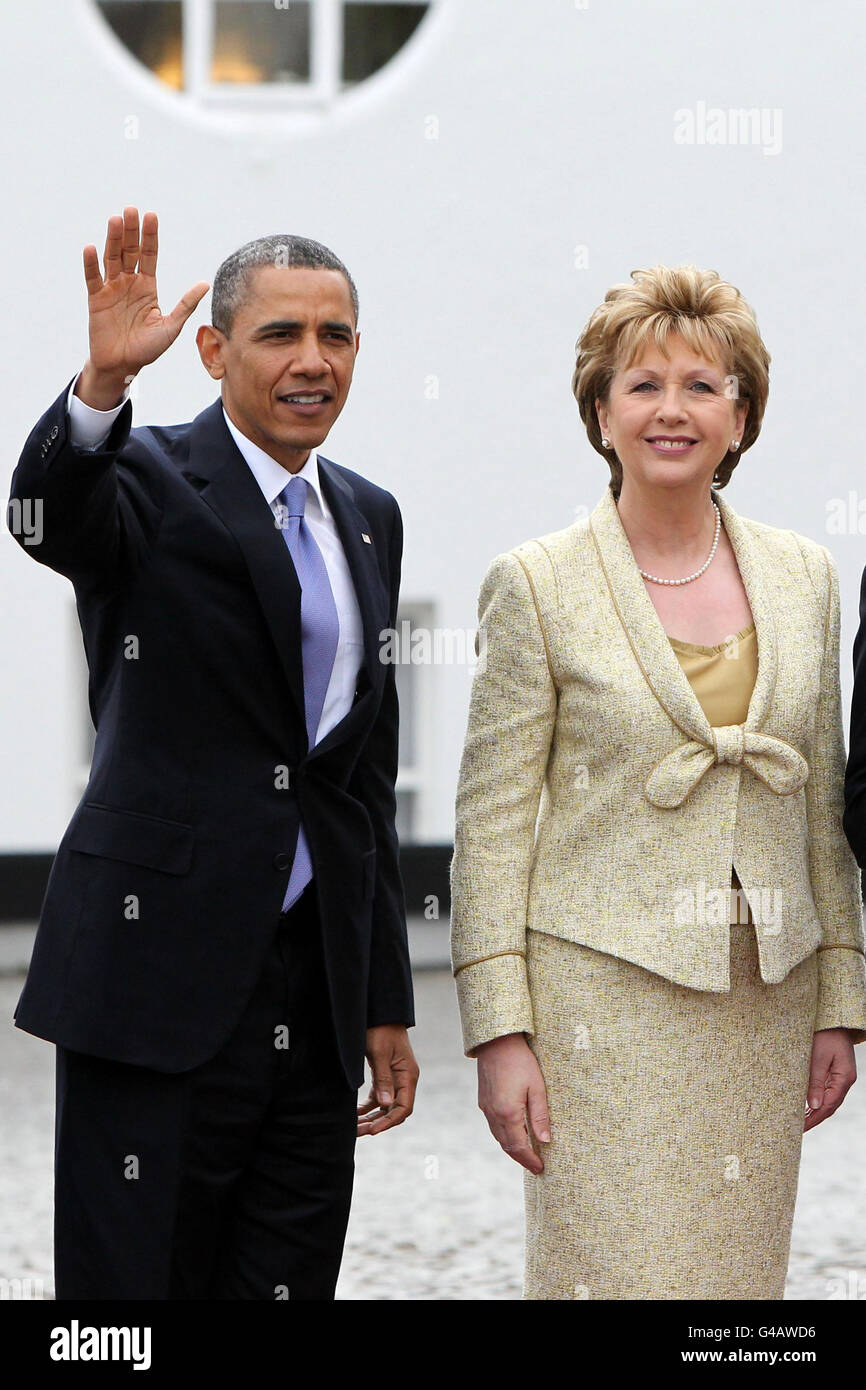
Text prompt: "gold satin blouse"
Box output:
[[668, 621, 757, 925]]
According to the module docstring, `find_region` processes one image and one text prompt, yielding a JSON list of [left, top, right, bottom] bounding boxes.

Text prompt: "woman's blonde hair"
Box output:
[[572, 265, 770, 498]]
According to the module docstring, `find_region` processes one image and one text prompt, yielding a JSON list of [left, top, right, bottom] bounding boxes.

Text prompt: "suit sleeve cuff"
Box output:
[[453, 950, 535, 1057], [814, 946, 866, 1042], [67, 372, 131, 450]]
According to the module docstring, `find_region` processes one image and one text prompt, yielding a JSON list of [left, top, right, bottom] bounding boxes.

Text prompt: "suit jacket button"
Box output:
[[273, 851, 292, 871]]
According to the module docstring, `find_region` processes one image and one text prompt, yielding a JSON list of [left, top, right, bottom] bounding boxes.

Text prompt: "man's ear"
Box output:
[[197, 324, 226, 380]]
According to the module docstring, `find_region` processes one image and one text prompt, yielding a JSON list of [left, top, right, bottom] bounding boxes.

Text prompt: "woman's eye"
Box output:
[[629, 380, 716, 392]]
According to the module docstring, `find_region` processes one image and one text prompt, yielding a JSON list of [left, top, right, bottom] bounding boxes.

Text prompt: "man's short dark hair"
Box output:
[[211, 234, 359, 335]]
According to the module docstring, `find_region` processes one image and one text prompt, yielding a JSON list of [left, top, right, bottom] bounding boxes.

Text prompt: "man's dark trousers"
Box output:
[[53, 882, 357, 1300]]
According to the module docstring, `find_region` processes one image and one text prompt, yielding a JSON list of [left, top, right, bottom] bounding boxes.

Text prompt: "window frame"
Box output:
[[94, 0, 431, 109]]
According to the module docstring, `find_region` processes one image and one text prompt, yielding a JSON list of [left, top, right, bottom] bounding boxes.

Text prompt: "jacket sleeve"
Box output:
[[808, 544, 866, 1040], [347, 496, 415, 1031], [449, 549, 557, 1056], [6, 378, 159, 591]]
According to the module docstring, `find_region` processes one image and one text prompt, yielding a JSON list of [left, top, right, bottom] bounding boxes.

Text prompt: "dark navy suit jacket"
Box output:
[[7, 382, 414, 1088]]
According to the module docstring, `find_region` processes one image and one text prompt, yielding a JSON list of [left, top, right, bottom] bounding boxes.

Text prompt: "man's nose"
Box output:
[[291, 333, 328, 375]]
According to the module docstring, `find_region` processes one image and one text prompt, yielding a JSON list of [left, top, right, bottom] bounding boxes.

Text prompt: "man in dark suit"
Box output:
[[7, 206, 418, 1300]]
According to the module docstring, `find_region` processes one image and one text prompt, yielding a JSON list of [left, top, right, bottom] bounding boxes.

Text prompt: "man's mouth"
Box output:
[[277, 392, 332, 415]]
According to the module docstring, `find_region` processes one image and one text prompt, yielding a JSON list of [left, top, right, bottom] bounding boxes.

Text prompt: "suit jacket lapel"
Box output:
[[180, 405, 390, 760], [181, 401, 307, 736], [587, 485, 778, 742]]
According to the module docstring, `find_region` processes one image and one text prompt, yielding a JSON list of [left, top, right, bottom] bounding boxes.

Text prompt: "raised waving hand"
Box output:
[[77, 206, 209, 408]]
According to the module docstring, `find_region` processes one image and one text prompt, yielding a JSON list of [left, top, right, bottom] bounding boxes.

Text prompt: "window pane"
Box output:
[[342, 3, 428, 87], [97, 1, 184, 89], [212, 1, 311, 85]]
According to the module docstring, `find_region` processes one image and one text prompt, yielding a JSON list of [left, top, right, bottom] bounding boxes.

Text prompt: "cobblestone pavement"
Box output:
[[2, 954, 866, 1301]]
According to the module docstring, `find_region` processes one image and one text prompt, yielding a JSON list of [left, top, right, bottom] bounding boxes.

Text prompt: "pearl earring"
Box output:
[[601, 436, 611, 449], [730, 440, 740, 451]]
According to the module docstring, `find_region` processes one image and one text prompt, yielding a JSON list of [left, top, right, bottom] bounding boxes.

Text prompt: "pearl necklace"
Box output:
[[636, 499, 722, 586]]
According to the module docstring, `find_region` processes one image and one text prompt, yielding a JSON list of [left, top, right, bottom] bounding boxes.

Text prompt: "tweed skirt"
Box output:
[[523, 908, 819, 1300]]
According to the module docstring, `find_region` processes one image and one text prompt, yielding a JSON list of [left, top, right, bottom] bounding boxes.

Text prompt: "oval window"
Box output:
[[94, 0, 432, 102]]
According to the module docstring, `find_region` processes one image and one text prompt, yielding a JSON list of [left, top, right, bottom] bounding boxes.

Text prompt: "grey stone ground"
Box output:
[[1, 921, 865, 1301]]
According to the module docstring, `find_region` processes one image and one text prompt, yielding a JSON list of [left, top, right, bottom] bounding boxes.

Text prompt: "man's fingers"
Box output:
[[138, 212, 159, 278], [82, 245, 103, 297], [357, 1071, 417, 1133], [356, 1104, 387, 1128], [121, 206, 140, 272], [357, 1101, 411, 1136], [371, 1070, 395, 1106], [165, 283, 211, 341], [358, 1039, 418, 1135], [103, 214, 123, 280], [365, 1078, 415, 1132], [393, 1071, 416, 1112]]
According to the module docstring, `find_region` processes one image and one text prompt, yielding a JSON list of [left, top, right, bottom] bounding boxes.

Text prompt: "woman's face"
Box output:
[[595, 333, 748, 493]]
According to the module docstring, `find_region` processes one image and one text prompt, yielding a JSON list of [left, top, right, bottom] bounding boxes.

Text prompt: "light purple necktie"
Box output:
[[276, 474, 340, 910]]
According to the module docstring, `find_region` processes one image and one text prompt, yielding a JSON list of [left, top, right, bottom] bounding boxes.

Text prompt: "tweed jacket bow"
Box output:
[[450, 485, 866, 1056], [645, 724, 809, 808]]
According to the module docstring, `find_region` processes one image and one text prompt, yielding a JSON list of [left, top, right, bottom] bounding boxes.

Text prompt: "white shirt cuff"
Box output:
[[67, 371, 130, 450]]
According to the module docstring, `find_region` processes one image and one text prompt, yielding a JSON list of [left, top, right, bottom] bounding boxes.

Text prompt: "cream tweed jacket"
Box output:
[[450, 485, 866, 1055]]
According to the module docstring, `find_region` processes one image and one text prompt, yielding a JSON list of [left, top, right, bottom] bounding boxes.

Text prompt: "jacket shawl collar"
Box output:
[[587, 485, 808, 808]]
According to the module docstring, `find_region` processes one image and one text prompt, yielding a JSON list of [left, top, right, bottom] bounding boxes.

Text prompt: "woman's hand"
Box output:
[[474, 1032, 551, 1174], [804, 1027, 857, 1131]]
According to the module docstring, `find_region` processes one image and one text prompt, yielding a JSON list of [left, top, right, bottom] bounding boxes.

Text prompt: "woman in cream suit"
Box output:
[[450, 265, 866, 1300]]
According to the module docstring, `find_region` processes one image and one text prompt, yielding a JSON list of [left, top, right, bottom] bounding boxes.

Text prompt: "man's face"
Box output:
[[197, 265, 359, 470]]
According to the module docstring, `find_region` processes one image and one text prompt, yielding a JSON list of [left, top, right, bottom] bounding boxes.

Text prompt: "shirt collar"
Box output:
[[221, 405, 331, 521]]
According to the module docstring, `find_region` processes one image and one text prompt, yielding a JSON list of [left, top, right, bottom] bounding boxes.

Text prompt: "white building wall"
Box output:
[[2, 0, 866, 850]]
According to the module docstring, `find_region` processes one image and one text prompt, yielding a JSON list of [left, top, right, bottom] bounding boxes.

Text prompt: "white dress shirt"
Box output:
[[66, 375, 364, 745]]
